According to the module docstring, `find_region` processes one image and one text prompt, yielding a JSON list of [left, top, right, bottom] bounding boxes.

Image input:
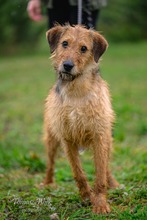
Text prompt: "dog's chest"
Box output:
[[59, 101, 99, 145], [47, 85, 113, 145]]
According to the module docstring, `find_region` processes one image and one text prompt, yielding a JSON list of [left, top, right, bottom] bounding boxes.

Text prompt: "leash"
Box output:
[[84, 0, 93, 28], [77, 0, 93, 28], [78, 0, 82, 24]]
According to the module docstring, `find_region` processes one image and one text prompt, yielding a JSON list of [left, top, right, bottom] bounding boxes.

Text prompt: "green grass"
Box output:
[[0, 41, 147, 219]]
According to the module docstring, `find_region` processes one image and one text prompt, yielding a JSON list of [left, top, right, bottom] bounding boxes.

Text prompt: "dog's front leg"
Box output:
[[64, 142, 92, 201], [91, 137, 111, 214]]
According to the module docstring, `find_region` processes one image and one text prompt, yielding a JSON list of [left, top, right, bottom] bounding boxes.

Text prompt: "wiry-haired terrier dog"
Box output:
[[43, 24, 119, 214]]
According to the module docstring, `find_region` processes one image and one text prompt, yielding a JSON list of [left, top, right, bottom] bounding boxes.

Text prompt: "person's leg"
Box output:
[[92, 10, 100, 29], [47, 8, 55, 28], [82, 9, 100, 29], [69, 6, 78, 25], [47, 0, 70, 28], [47, 4, 100, 29]]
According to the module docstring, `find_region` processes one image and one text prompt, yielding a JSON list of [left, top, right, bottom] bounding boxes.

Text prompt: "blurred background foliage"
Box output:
[[0, 0, 147, 54], [0, 0, 45, 53], [100, 0, 147, 41]]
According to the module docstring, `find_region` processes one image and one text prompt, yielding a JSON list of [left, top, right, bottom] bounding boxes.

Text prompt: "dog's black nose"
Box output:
[[63, 60, 74, 72]]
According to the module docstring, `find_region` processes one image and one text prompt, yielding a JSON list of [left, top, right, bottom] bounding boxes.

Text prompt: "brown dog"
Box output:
[[43, 24, 119, 214]]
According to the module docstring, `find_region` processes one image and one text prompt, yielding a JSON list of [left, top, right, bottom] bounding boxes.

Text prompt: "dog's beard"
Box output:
[[59, 71, 76, 81]]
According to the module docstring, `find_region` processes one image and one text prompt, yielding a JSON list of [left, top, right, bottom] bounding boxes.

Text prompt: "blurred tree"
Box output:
[[0, 0, 45, 46], [99, 0, 147, 41]]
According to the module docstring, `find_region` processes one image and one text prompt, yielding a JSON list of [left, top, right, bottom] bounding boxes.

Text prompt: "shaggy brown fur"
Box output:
[[43, 24, 119, 214]]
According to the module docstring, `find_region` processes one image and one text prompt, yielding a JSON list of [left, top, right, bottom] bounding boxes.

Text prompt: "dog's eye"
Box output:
[[62, 41, 68, 48], [81, 46, 87, 53]]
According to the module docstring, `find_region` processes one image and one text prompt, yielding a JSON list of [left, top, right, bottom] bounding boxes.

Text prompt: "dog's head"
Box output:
[[46, 25, 108, 81]]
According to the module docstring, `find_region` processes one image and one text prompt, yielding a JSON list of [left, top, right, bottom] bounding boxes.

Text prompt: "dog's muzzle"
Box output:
[[59, 60, 75, 81]]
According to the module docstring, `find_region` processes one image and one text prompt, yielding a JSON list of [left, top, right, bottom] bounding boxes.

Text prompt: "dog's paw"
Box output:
[[80, 190, 92, 201], [92, 202, 111, 214], [39, 182, 57, 189], [108, 176, 120, 189], [91, 193, 111, 214], [108, 179, 120, 189]]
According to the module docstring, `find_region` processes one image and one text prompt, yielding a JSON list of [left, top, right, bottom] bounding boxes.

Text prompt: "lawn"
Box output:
[[0, 41, 147, 220]]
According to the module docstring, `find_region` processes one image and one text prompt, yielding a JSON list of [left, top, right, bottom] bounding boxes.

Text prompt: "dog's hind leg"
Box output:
[[43, 131, 59, 186], [107, 142, 119, 189], [64, 142, 92, 200], [107, 169, 119, 189]]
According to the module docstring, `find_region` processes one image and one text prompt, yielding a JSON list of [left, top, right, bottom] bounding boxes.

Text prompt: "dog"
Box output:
[[43, 24, 119, 214]]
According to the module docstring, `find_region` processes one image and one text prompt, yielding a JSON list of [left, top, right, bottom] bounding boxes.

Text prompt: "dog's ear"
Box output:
[[46, 25, 64, 53], [92, 31, 108, 63]]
